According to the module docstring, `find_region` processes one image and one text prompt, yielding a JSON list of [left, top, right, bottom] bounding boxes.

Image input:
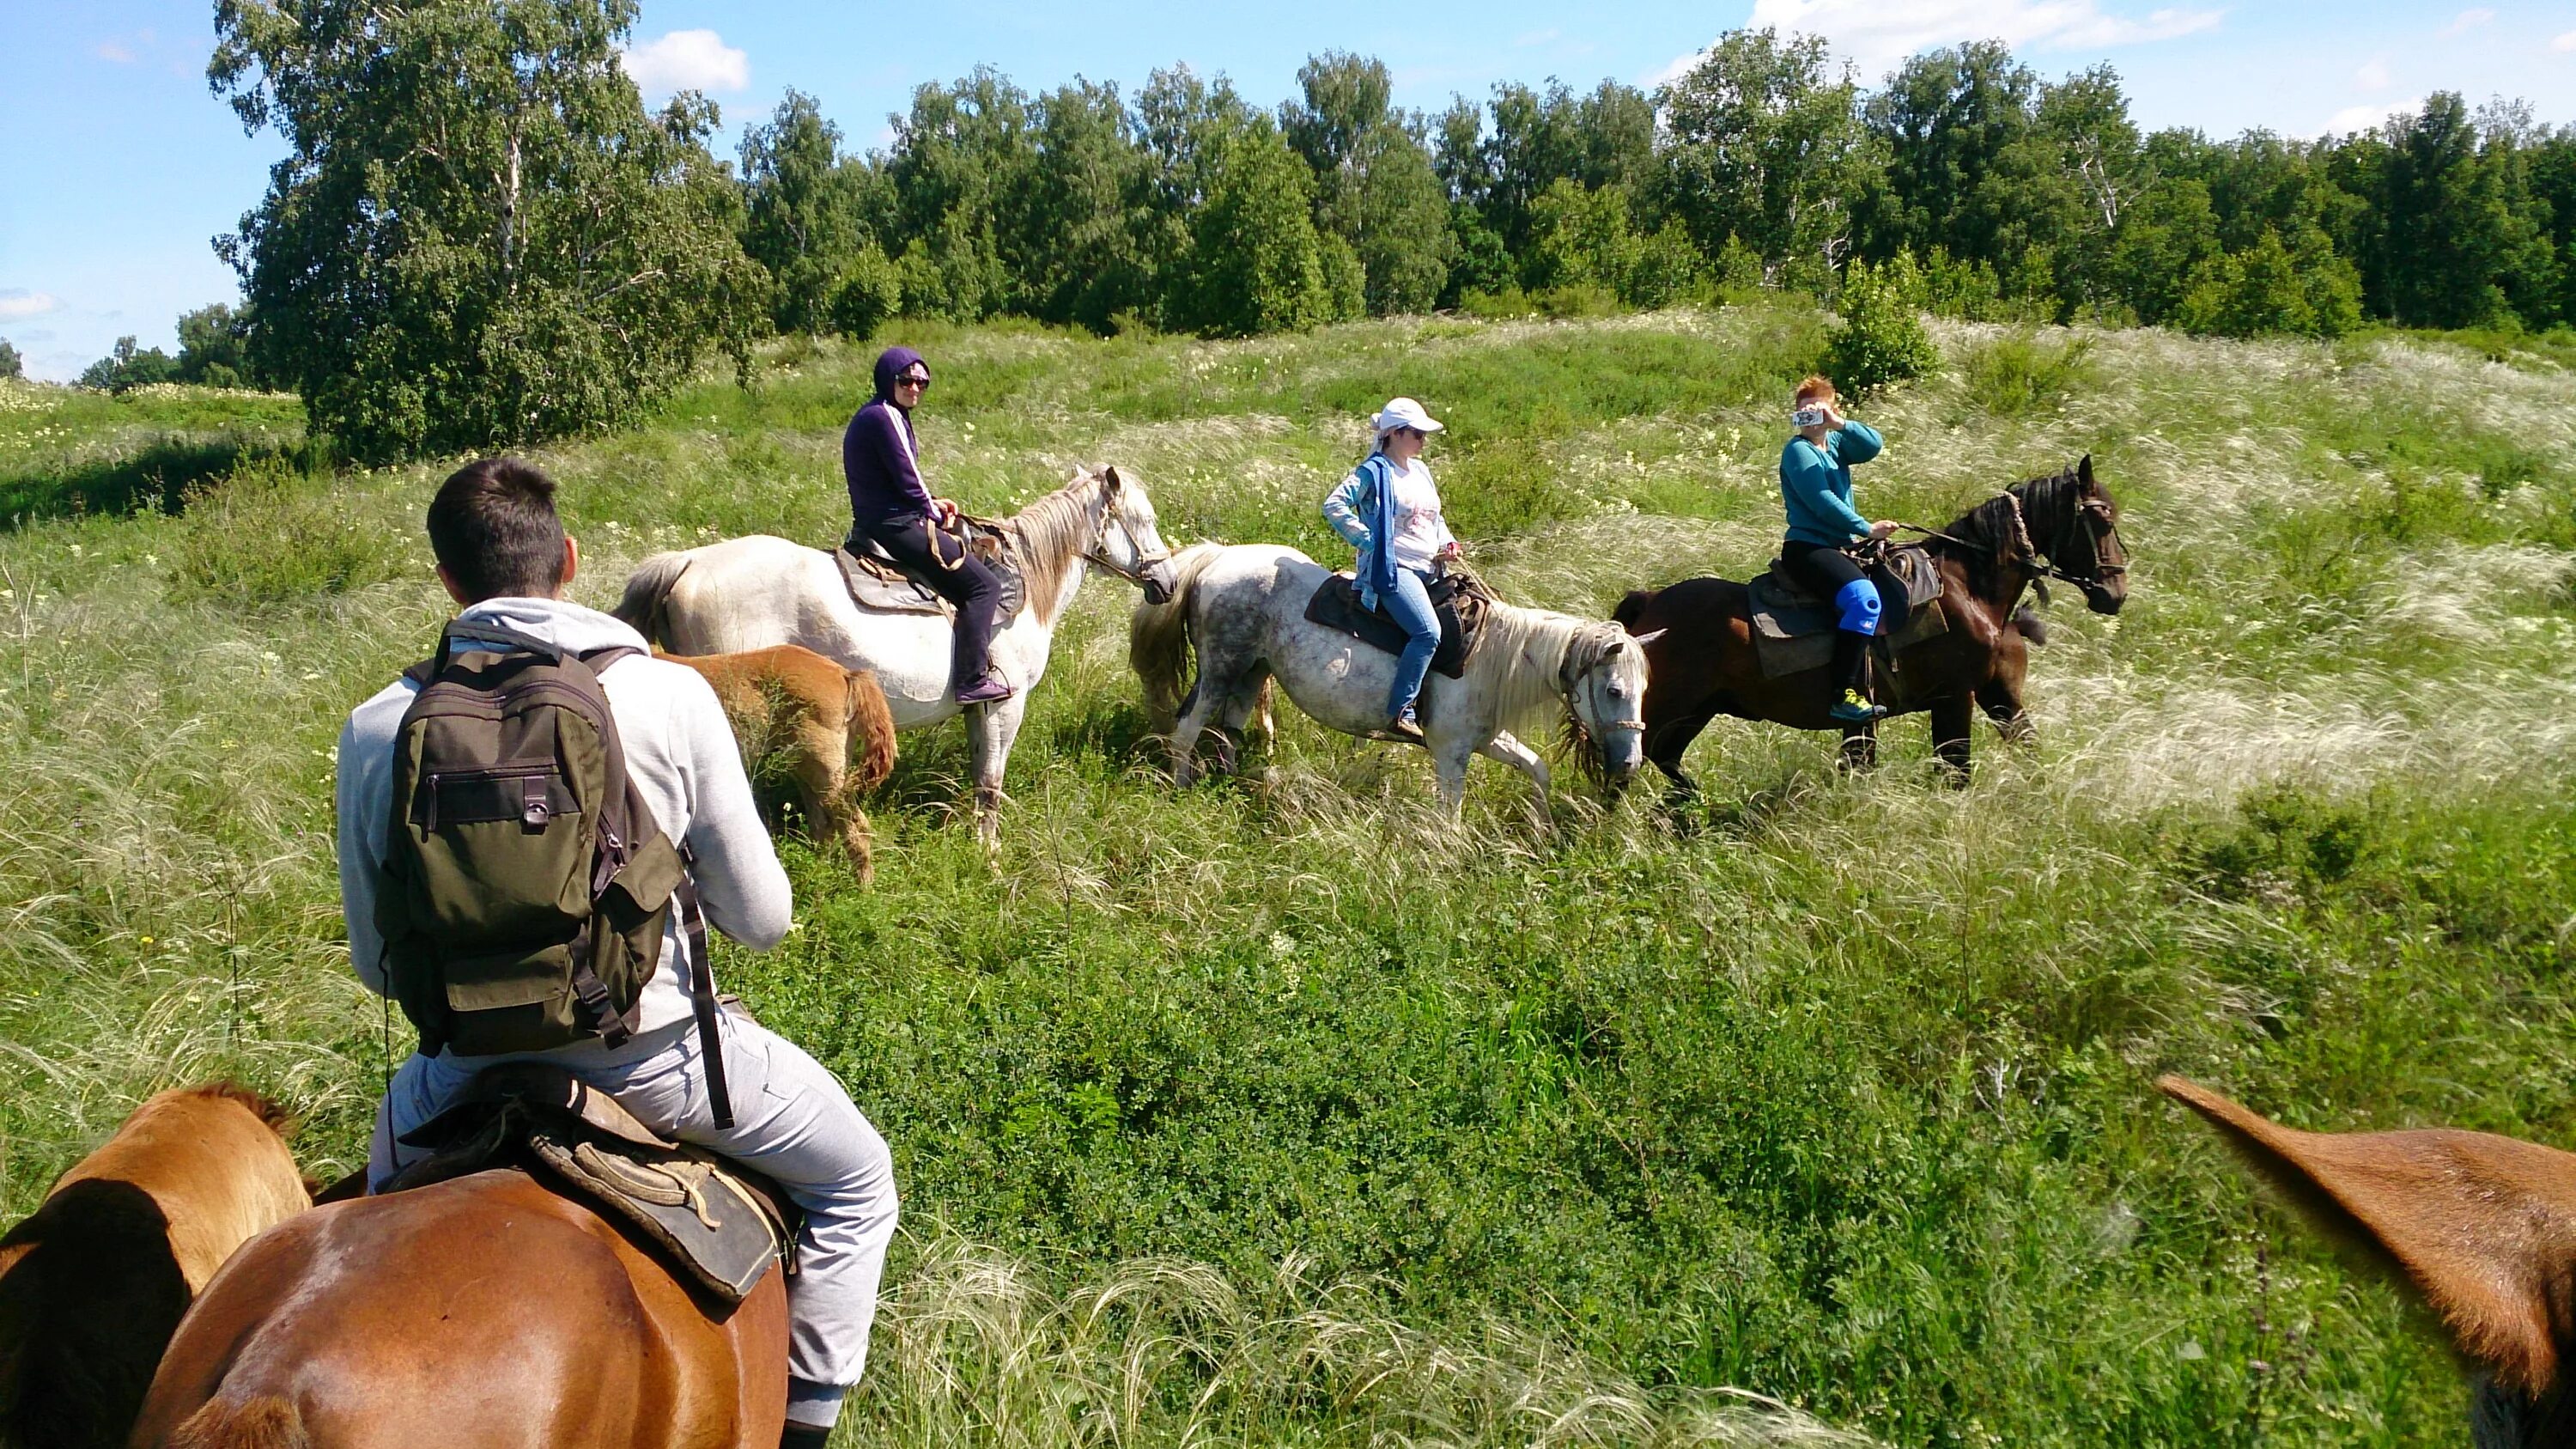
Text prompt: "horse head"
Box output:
[[1561, 623, 1657, 789], [1091, 466, 1178, 605], [2050, 455, 2128, 615]]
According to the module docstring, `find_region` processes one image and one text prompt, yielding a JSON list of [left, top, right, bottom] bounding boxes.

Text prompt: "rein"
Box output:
[[1894, 480, 2123, 594]]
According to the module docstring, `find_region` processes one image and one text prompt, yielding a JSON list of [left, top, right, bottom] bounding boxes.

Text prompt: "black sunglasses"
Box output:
[[896, 372, 931, 389]]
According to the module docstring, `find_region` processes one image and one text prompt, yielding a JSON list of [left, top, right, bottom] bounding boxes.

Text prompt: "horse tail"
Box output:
[[1128, 544, 1224, 734], [843, 667, 900, 793], [165, 1396, 307, 1449], [1611, 588, 1657, 631], [612, 552, 693, 647]]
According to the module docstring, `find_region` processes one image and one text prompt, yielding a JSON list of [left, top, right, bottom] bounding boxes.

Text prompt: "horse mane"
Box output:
[[1929, 466, 2086, 591], [1467, 600, 1631, 735], [174, 1081, 297, 1140], [999, 469, 1108, 624]]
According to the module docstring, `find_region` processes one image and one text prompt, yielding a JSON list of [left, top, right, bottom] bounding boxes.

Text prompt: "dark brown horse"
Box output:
[[1611, 458, 2126, 795], [126, 1168, 787, 1449]]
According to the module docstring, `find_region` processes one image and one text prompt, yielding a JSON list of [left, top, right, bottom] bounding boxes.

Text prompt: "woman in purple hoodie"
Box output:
[[842, 347, 1012, 704]]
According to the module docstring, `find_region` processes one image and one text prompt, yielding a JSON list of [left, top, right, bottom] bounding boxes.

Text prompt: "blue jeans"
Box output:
[[1382, 566, 1441, 719]]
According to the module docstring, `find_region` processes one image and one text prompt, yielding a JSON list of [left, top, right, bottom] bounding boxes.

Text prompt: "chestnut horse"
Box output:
[[1611, 459, 2126, 796], [2163, 1076, 2576, 1446], [661, 645, 900, 883], [128, 1168, 787, 1449], [0, 1083, 307, 1449]]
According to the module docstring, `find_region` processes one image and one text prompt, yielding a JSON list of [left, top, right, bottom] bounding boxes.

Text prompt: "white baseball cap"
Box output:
[[1373, 397, 1444, 434]]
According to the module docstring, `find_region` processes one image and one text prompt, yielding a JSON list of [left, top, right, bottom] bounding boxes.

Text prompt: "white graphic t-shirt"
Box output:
[[1382, 459, 1455, 573]]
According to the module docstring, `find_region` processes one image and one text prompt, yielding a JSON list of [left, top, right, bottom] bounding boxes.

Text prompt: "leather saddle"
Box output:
[[385, 1062, 797, 1310], [1303, 568, 1489, 686], [835, 520, 1028, 620], [1746, 545, 1949, 680]]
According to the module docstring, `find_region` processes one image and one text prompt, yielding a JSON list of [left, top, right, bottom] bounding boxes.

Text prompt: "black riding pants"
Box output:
[[854, 515, 1002, 690], [1780, 542, 1911, 637]]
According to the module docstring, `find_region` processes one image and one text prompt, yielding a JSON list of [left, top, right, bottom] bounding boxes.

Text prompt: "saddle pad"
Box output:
[[1303, 573, 1472, 679], [1749, 545, 1946, 639], [834, 545, 949, 615], [526, 1129, 796, 1309], [385, 1072, 799, 1312], [835, 524, 1030, 619], [1752, 600, 1949, 679]]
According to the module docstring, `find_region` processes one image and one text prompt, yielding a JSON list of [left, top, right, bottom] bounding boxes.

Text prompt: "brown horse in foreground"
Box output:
[[2162, 1076, 2576, 1446], [0, 1083, 307, 1449], [1612, 459, 2126, 795], [130, 1167, 787, 1449]]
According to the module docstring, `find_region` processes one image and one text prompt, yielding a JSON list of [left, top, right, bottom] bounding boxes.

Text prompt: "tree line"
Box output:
[[57, 0, 2572, 464]]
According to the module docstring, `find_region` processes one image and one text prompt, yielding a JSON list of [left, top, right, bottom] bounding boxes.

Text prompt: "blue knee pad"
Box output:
[[1834, 578, 1882, 635]]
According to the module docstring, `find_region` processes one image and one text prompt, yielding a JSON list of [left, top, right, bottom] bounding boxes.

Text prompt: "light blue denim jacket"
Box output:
[[1323, 454, 1406, 609]]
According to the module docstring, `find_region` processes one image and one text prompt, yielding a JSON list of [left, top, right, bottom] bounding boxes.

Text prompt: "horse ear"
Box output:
[[2160, 1075, 2576, 1397], [1103, 465, 1124, 491], [2078, 454, 2094, 484], [1628, 628, 1668, 646]]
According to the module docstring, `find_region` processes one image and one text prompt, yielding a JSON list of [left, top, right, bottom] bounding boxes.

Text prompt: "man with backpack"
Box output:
[[335, 457, 896, 1449]]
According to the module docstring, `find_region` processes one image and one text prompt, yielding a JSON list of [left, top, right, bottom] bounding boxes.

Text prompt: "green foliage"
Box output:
[[1826, 251, 1937, 393], [79, 337, 179, 393], [1174, 121, 1338, 337], [1283, 54, 1455, 317], [210, 0, 766, 464], [829, 246, 904, 341], [173, 303, 265, 389], [2178, 229, 2361, 339], [167, 460, 413, 605], [0, 339, 20, 381], [1921, 246, 2004, 320], [1958, 328, 2095, 416], [739, 91, 870, 335], [1661, 29, 1869, 277]]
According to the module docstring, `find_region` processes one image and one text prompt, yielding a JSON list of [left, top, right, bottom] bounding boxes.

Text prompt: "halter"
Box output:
[[1074, 475, 1170, 587], [1896, 475, 2125, 595], [1558, 639, 1646, 734]]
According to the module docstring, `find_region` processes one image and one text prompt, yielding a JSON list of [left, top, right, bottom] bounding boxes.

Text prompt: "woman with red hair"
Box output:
[[1777, 375, 1895, 721]]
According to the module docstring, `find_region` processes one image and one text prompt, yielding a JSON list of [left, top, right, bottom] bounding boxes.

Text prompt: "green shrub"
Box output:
[[1826, 250, 1936, 393], [1318, 232, 1367, 323], [1960, 329, 2096, 416], [1923, 246, 2004, 320], [1624, 222, 1710, 309], [829, 246, 904, 340], [2178, 228, 2363, 339], [167, 460, 413, 605]]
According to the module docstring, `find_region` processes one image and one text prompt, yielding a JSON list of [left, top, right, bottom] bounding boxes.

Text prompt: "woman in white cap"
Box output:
[[1321, 397, 1459, 742]]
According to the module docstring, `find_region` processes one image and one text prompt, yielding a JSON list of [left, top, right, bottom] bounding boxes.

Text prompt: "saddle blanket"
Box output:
[[834, 521, 1028, 619], [1303, 571, 1479, 680], [387, 1063, 797, 1309], [1747, 546, 1948, 679]]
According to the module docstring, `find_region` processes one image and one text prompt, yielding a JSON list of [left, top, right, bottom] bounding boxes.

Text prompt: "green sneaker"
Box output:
[[1829, 688, 1887, 722]]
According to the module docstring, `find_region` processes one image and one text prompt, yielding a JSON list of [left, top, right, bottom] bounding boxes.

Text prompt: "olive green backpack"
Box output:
[[374, 622, 732, 1124]]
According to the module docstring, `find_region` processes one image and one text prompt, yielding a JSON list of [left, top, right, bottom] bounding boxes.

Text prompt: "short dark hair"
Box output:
[[427, 457, 568, 601]]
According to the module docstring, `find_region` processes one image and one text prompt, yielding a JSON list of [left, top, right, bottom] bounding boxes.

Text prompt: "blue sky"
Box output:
[[4, 1, 2573, 381]]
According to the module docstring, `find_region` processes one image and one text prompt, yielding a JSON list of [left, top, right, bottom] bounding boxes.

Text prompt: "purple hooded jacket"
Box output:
[[843, 347, 934, 528]]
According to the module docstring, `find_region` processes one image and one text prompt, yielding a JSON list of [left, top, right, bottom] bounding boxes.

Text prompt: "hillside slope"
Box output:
[[3, 304, 2572, 1446]]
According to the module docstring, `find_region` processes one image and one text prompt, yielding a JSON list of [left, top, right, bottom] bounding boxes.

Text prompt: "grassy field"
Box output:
[[3, 301, 2573, 1446]]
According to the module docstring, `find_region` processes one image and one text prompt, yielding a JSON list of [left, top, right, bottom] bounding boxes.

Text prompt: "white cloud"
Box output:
[[2554, 29, 2576, 52], [0, 290, 61, 321], [95, 41, 134, 63], [2326, 97, 2417, 135], [2354, 58, 2388, 89], [618, 29, 748, 95], [1722, 0, 2224, 84], [2438, 9, 2494, 37]]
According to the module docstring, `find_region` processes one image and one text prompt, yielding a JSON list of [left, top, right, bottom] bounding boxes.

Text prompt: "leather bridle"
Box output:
[[1076, 478, 1172, 588]]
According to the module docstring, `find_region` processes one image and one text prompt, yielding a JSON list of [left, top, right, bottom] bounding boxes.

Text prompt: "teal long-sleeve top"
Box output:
[[1778, 421, 1884, 546]]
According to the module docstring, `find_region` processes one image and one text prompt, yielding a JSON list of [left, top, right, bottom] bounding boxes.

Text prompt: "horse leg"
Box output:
[[969, 697, 1028, 853], [1978, 676, 2035, 745], [1477, 730, 1552, 831], [1167, 670, 1230, 787], [1838, 721, 1878, 772], [1207, 667, 1273, 779], [1930, 692, 1974, 785], [1647, 700, 1722, 807]]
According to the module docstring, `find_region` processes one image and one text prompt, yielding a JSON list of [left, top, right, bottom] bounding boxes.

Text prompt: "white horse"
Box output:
[[1128, 543, 1659, 814], [615, 466, 1176, 845]]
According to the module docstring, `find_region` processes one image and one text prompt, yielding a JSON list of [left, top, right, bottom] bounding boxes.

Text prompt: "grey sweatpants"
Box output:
[[368, 1010, 900, 1423]]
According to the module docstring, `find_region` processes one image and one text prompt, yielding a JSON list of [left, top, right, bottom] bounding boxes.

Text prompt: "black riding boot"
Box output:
[[781, 1422, 832, 1449], [1828, 629, 1886, 721]]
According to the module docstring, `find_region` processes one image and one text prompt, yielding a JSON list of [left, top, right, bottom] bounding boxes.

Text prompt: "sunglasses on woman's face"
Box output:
[[896, 373, 930, 389]]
